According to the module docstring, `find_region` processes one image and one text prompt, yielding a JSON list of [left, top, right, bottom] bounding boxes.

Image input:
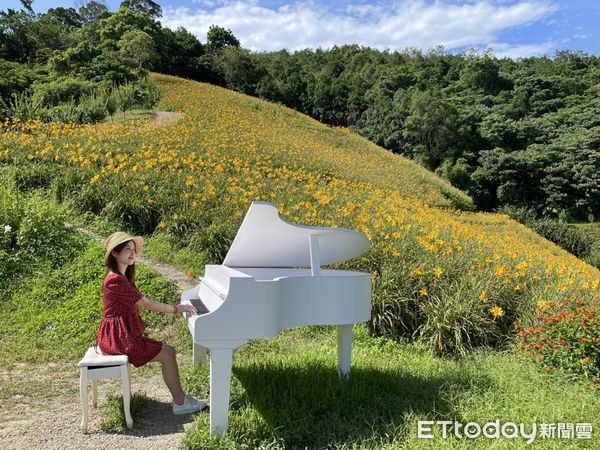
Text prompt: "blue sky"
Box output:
[[3, 0, 600, 58]]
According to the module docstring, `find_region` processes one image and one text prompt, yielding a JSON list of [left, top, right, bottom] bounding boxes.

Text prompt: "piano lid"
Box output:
[[223, 201, 370, 268]]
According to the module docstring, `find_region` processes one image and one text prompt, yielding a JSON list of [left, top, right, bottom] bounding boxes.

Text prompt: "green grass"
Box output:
[[100, 391, 154, 432], [174, 326, 600, 449], [572, 222, 600, 268], [574, 222, 600, 240]]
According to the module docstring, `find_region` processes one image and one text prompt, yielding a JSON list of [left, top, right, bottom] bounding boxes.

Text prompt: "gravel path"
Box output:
[[1, 368, 202, 450], [1, 223, 203, 450]]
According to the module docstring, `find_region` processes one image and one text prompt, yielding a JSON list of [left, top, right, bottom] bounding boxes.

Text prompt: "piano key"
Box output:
[[189, 298, 210, 315]]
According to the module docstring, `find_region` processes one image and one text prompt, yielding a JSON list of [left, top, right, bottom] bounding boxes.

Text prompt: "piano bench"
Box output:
[[77, 347, 133, 433]]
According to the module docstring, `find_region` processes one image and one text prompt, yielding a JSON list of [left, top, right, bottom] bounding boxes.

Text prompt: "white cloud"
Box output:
[[161, 0, 559, 57], [484, 41, 558, 58]]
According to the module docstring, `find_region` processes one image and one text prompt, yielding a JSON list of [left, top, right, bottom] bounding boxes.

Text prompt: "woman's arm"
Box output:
[[137, 296, 175, 313], [136, 296, 197, 315]]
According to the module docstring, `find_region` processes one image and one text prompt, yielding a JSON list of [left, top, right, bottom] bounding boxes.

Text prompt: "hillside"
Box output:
[[1, 72, 598, 357]]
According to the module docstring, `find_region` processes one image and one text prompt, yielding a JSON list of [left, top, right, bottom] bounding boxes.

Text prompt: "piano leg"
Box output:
[[337, 324, 352, 380], [209, 348, 233, 436], [193, 342, 208, 366]]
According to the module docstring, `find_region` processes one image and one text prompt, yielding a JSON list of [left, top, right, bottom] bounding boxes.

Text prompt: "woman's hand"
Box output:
[[175, 303, 197, 315]]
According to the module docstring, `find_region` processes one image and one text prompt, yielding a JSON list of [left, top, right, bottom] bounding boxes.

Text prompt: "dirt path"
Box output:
[[1, 225, 202, 450], [143, 111, 183, 130]]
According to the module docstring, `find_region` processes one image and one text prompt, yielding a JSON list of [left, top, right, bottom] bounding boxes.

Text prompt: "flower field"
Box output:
[[1, 72, 598, 376]]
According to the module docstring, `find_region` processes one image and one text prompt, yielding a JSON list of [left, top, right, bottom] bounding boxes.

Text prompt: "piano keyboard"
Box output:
[[189, 298, 210, 315]]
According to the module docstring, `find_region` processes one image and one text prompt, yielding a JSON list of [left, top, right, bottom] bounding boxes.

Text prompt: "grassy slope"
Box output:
[[152, 73, 473, 212], [575, 223, 600, 240]]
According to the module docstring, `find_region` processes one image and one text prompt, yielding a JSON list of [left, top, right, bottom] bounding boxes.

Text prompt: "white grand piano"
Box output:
[[180, 201, 371, 435]]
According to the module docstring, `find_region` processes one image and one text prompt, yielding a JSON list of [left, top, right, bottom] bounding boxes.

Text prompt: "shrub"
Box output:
[[132, 77, 163, 110], [0, 59, 36, 98], [114, 81, 136, 113], [32, 76, 96, 107], [13, 162, 60, 192], [76, 92, 109, 123], [15, 192, 80, 264], [517, 297, 600, 379], [189, 222, 234, 264], [1, 91, 44, 121], [44, 100, 82, 123], [0, 59, 37, 119], [102, 193, 160, 235], [102, 86, 118, 117], [0, 176, 87, 284]]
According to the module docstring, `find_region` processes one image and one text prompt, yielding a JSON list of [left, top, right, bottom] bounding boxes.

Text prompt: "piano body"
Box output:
[[181, 201, 372, 435]]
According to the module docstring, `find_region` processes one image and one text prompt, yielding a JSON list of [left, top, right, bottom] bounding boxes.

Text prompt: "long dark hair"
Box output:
[[105, 240, 138, 288]]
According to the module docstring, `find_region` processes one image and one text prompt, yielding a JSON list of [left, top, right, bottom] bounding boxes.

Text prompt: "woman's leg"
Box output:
[[150, 344, 186, 405]]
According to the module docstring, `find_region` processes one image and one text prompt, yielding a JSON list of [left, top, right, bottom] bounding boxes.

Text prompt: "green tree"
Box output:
[[402, 89, 459, 169], [216, 46, 262, 95], [120, 0, 161, 20], [206, 25, 240, 52], [155, 26, 204, 78], [77, 0, 110, 24], [117, 28, 156, 71], [98, 5, 160, 51], [0, 6, 37, 62], [459, 54, 509, 95]]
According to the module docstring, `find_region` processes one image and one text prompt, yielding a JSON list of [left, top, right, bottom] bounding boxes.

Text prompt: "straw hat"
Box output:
[[104, 231, 144, 265]]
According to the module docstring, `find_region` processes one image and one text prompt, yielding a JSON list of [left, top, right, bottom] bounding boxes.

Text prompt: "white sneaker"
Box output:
[[172, 394, 207, 415]]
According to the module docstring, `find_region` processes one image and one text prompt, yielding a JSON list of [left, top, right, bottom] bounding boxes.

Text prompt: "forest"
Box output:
[[2, 0, 599, 225]]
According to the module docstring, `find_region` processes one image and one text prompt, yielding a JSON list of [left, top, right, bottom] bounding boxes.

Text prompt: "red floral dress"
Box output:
[[96, 272, 163, 367]]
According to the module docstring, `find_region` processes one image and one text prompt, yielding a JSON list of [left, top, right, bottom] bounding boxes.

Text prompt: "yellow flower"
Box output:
[[494, 265, 508, 277], [410, 267, 424, 277], [479, 290, 488, 302], [490, 306, 504, 318], [90, 175, 100, 185], [158, 220, 166, 229], [186, 269, 194, 277], [419, 288, 428, 296], [581, 357, 590, 364], [537, 300, 547, 309], [433, 267, 443, 278]]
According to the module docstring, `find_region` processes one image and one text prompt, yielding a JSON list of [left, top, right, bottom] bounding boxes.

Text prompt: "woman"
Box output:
[[96, 231, 206, 415]]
